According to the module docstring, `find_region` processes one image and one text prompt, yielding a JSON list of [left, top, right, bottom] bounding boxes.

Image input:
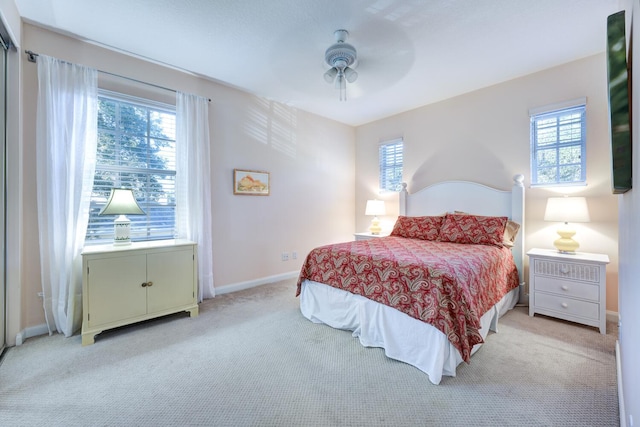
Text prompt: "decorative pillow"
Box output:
[[502, 220, 521, 248], [390, 215, 444, 241], [438, 213, 507, 247], [453, 211, 520, 248]]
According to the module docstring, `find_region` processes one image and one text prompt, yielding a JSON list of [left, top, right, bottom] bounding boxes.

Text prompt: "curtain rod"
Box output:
[[25, 50, 211, 102]]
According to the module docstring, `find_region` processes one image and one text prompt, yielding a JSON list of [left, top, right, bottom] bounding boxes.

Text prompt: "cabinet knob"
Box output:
[[561, 302, 568, 309], [141, 282, 147, 287], [561, 285, 569, 291], [147, 281, 153, 287]]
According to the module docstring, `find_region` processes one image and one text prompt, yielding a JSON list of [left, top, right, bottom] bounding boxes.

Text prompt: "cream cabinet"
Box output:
[[527, 248, 609, 334], [81, 239, 199, 345]]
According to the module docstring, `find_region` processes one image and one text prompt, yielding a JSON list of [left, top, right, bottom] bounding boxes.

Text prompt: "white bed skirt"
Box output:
[[299, 279, 519, 385]]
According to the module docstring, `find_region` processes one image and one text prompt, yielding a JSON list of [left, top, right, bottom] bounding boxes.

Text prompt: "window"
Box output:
[[85, 91, 177, 244], [379, 138, 403, 192], [530, 103, 586, 186]]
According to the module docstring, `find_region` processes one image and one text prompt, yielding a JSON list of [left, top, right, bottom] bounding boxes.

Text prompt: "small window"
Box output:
[[379, 138, 403, 192], [530, 104, 586, 186], [85, 91, 177, 244]]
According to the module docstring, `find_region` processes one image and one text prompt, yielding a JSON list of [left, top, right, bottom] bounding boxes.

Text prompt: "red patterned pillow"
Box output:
[[438, 214, 507, 246], [390, 216, 444, 241]]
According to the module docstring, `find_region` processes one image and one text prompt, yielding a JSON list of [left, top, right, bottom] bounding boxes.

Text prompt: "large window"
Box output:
[[85, 91, 177, 244], [530, 103, 586, 186], [379, 138, 403, 192]]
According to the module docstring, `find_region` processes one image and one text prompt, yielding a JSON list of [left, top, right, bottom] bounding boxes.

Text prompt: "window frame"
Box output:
[[85, 90, 177, 245], [378, 138, 404, 193], [529, 99, 587, 187]]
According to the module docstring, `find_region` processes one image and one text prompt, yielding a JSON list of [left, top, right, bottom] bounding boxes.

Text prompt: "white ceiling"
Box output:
[[15, 0, 621, 126]]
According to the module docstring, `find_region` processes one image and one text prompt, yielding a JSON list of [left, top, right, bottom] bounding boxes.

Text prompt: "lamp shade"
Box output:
[[365, 199, 386, 216], [99, 188, 145, 216], [544, 196, 590, 223]]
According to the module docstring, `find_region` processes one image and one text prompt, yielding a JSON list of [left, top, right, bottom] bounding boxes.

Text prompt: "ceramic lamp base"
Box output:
[[553, 226, 579, 254], [113, 214, 132, 245], [369, 217, 381, 235]]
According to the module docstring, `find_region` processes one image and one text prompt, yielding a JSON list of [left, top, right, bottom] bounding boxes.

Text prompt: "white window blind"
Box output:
[[85, 91, 177, 244], [379, 139, 403, 192], [530, 104, 586, 186]]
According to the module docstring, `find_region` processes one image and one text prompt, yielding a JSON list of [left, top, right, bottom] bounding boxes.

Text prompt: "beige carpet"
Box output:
[[0, 279, 618, 426]]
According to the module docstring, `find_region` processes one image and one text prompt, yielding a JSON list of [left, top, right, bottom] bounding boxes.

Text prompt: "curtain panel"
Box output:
[[36, 55, 98, 336], [176, 92, 215, 301]]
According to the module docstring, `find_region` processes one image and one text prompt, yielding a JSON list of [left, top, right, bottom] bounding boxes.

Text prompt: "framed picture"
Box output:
[[233, 169, 270, 196]]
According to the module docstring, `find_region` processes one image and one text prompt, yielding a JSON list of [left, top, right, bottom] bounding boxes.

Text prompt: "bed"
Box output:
[[296, 175, 525, 385]]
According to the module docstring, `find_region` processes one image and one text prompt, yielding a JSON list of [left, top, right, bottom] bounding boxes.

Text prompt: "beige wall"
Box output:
[[18, 24, 355, 330], [355, 54, 619, 313]]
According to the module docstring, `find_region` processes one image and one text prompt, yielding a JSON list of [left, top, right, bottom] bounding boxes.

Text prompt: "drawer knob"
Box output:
[[561, 302, 568, 309], [561, 285, 569, 291]]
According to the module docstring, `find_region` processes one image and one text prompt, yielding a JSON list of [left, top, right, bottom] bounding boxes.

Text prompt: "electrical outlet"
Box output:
[[292, 251, 298, 260], [281, 252, 289, 261]]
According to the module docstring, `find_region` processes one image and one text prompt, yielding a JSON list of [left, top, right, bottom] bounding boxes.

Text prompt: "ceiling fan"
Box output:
[[323, 29, 358, 101]]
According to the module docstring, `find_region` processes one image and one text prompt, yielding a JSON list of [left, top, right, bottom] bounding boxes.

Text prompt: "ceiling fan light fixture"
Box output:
[[323, 67, 338, 83], [344, 67, 358, 83], [323, 29, 358, 101]]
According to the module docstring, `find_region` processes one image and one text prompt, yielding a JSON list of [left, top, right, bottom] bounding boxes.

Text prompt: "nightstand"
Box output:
[[527, 248, 609, 334], [354, 232, 390, 241]]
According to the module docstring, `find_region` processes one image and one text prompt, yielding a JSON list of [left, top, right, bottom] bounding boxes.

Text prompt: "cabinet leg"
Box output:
[[82, 333, 97, 346], [188, 306, 199, 317]]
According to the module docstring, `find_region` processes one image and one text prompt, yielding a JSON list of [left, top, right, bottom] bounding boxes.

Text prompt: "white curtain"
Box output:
[[176, 92, 215, 300], [36, 55, 98, 336]]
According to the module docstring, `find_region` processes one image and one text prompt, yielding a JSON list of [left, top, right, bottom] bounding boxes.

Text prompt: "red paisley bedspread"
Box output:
[[296, 236, 519, 362]]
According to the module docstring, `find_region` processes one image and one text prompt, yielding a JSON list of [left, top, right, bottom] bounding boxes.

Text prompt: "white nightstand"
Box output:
[[527, 248, 609, 334], [354, 232, 390, 241]]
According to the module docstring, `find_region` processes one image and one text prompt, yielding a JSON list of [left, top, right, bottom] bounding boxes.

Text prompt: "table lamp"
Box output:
[[544, 196, 590, 253], [99, 188, 146, 245], [365, 199, 386, 235]]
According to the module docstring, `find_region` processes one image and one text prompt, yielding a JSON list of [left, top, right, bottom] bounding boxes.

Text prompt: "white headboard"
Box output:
[[399, 174, 525, 285]]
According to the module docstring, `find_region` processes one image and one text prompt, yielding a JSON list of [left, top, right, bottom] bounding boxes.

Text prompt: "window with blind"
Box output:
[[530, 104, 586, 186], [85, 91, 177, 244], [379, 139, 403, 192]]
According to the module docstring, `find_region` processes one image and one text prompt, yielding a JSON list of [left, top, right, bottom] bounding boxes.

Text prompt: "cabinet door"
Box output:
[[146, 247, 195, 313], [86, 254, 147, 327]]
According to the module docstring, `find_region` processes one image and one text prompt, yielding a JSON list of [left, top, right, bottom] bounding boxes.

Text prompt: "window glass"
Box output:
[[85, 91, 176, 244], [379, 139, 403, 192], [530, 105, 586, 186]]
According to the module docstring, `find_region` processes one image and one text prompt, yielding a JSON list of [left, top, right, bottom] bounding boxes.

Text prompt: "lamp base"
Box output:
[[369, 217, 381, 235], [553, 226, 579, 254], [113, 215, 132, 245]]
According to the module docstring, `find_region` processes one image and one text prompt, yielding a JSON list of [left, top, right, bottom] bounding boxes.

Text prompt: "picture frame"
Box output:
[[233, 169, 270, 196]]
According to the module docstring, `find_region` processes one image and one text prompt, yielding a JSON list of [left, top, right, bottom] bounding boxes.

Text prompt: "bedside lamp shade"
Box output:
[[544, 196, 590, 253], [99, 188, 145, 245], [365, 199, 386, 235]]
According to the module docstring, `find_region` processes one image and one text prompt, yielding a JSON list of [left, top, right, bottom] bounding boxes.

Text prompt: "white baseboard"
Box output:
[[607, 310, 619, 324], [15, 324, 49, 346], [215, 271, 299, 295], [617, 340, 627, 427]]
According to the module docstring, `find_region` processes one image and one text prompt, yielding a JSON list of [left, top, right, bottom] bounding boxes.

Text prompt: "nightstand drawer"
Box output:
[[534, 276, 599, 301], [532, 259, 600, 283], [534, 292, 600, 320]]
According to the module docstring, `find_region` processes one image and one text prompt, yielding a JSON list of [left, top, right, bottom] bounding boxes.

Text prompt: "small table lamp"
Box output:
[[544, 196, 590, 254], [365, 199, 386, 235], [99, 188, 146, 245]]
